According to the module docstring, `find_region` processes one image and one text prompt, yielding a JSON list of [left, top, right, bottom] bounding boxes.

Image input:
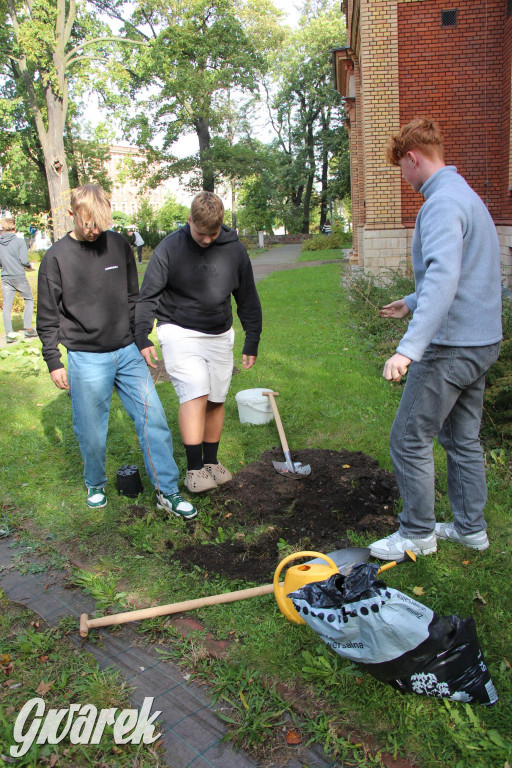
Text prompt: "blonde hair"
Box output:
[[70, 185, 112, 232], [0, 218, 16, 231], [190, 192, 224, 230], [387, 118, 444, 166]]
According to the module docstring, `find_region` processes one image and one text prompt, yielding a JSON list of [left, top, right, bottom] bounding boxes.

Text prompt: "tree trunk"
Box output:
[[319, 149, 328, 230], [194, 117, 214, 192], [41, 86, 71, 241], [302, 125, 316, 234]]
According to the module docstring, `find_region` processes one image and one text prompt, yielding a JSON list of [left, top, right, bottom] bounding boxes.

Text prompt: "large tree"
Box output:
[[121, 0, 284, 193], [266, 0, 347, 233], [0, 0, 138, 239]]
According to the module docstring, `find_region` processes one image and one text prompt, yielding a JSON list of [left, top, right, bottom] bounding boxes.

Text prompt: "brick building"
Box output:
[[107, 145, 192, 219], [333, 0, 512, 284]]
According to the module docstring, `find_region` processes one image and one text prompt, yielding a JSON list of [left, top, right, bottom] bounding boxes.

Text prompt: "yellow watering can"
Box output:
[[273, 550, 340, 624]]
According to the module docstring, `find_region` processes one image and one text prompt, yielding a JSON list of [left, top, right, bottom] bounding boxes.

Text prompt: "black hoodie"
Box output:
[[135, 224, 262, 357], [36, 231, 138, 372]]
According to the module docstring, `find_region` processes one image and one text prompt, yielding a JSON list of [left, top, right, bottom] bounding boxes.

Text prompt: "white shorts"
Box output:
[[156, 324, 235, 404]]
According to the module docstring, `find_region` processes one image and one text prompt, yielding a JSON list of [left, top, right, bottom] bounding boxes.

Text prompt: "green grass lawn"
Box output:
[[297, 247, 347, 262], [1, 264, 511, 767]]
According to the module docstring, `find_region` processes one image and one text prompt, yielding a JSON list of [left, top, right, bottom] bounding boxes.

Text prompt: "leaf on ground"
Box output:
[[473, 590, 487, 606], [412, 586, 425, 596], [285, 728, 302, 745], [36, 680, 53, 695], [49, 754, 58, 767], [462, 560, 470, 566], [0, 653, 11, 664]]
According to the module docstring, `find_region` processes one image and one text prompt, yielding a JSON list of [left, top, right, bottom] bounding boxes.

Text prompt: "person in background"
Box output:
[[36, 184, 197, 520], [128, 229, 145, 263], [0, 218, 37, 343], [321, 219, 332, 235], [369, 118, 502, 561], [135, 191, 262, 493]]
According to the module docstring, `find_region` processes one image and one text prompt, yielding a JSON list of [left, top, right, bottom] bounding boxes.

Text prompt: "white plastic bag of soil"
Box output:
[[288, 562, 498, 705]]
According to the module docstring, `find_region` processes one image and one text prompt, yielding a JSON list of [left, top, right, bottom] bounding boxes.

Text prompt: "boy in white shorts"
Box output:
[[135, 192, 262, 493]]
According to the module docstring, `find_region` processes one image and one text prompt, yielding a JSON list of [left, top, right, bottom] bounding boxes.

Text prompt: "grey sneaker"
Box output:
[[24, 328, 38, 338], [86, 487, 107, 509], [204, 462, 232, 485], [157, 492, 198, 520], [184, 468, 217, 493], [435, 522, 489, 551], [370, 530, 437, 560]]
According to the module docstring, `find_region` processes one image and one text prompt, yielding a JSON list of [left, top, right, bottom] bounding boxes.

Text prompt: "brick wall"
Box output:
[[398, 0, 511, 225], [341, 0, 512, 275]]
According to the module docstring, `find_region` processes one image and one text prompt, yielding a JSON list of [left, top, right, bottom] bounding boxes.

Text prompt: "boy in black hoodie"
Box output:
[[36, 184, 197, 520], [135, 192, 262, 493]]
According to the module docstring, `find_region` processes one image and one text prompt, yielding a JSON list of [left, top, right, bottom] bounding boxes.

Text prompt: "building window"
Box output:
[[441, 9, 458, 26]]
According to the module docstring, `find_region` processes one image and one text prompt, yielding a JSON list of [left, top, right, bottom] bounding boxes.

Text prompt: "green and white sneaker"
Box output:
[[6, 332, 17, 344], [86, 487, 107, 509], [157, 492, 197, 520]]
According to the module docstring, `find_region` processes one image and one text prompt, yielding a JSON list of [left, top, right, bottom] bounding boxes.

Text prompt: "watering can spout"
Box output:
[[273, 551, 339, 624]]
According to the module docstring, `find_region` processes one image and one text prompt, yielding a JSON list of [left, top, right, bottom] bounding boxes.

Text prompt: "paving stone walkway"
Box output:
[[0, 245, 344, 768]]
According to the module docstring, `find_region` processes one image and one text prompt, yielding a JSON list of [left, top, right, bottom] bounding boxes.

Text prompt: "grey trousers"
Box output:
[[1, 277, 34, 334], [390, 342, 501, 537]]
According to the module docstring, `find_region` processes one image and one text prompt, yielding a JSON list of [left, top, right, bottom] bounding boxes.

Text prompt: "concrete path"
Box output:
[[251, 243, 344, 282]]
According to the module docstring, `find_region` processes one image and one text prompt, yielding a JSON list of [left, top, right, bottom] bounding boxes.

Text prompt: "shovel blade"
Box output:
[[272, 459, 312, 478]]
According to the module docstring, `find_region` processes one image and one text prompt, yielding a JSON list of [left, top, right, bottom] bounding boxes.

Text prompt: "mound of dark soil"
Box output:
[[174, 448, 399, 582]]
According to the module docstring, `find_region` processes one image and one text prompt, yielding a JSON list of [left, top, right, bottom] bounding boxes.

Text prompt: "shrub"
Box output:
[[345, 267, 512, 447], [302, 226, 352, 252]]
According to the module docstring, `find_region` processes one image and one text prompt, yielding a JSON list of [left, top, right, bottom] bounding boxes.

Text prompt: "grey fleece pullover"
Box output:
[[398, 166, 502, 362], [0, 232, 31, 277]]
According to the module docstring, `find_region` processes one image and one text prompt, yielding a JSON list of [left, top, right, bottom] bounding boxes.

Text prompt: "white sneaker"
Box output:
[[370, 530, 437, 560], [435, 522, 489, 551]]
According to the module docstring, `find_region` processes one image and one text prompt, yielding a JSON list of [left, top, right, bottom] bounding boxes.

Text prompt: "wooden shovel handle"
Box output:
[[80, 583, 274, 637], [262, 391, 290, 454]]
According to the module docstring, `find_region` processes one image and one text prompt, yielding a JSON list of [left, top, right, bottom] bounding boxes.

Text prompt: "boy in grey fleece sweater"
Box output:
[[370, 119, 502, 561], [0, 218, 37, 342]]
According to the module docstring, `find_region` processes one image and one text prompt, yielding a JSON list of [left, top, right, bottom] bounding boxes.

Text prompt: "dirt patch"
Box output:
[[173, 448, 398, 582]]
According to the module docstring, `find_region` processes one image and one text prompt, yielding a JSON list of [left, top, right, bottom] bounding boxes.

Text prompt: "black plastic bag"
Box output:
[[288, 562, 497, 705]]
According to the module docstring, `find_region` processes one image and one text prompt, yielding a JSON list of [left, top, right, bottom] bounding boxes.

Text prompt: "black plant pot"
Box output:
[[116, 465, 143, 497]]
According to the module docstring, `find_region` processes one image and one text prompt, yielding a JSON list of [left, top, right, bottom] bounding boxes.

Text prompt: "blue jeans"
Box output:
[[390, 342, 501, 537], [67, 344, 179, 494], [2, 277, 34, 334]]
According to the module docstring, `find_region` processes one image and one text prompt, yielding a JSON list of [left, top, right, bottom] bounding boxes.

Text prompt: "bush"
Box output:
[[345, 266, 512, 447], [302, 226, 352, 252]]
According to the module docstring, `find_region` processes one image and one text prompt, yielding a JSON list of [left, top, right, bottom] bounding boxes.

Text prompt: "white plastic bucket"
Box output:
[[235, 388, 274, 425]]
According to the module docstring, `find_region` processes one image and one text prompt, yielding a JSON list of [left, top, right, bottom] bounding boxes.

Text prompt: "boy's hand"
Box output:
[[141, 346, 158, 369], [50, 368, 69, 389], [383, 353, 411, 383]]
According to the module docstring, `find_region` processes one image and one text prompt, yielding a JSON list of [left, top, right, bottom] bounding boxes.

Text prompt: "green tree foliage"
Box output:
[[66, 120, 114, 191], [0, 0, 140, 239], [155, 195, 189, 232], [121, 0, 285, 193], [264, 0, 348, 233]]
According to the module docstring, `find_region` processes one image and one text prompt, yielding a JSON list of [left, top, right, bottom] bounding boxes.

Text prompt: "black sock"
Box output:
[[184, 443, 203, 471], [203, 441, 219, 465]]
